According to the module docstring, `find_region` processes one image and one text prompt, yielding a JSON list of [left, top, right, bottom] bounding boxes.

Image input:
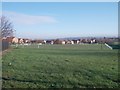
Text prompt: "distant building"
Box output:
[[6, 37, 15, 44], [12, 37, 19, 44]]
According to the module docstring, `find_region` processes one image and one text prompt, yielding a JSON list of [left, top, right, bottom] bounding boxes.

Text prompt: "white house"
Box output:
[[12, 37, 18, 44], [61, 41, 66, 44]]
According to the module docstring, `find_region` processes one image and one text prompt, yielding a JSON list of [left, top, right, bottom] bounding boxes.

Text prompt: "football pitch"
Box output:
[[2, 44, 119, 88]]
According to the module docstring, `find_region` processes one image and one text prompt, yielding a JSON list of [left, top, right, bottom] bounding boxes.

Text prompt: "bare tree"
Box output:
[[0, 16, 14, 38]]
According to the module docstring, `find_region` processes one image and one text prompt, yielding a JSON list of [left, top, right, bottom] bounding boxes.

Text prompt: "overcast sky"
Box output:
[[2, 2, 118, 39]]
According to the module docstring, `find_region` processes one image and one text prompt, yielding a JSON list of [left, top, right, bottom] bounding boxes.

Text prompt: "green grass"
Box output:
[[2, 44, 119, 88]]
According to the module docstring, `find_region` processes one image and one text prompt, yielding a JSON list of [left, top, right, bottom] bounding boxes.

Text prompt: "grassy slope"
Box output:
[[2, 44, 119, 88]]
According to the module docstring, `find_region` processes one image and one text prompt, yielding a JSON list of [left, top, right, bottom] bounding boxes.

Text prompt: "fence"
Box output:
[[2, 41, 9, 51]]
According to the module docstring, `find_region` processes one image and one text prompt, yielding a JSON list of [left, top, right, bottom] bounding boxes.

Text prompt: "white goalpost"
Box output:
[[105, 43, 113, 50]]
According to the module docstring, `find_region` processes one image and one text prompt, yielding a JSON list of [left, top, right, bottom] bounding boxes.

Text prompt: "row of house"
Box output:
[[1, 36, 118, 45], [2, 37, 31, 44]]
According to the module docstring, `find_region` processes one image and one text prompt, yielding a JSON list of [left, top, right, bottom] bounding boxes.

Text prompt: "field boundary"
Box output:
[[105, 43, 113, 50]]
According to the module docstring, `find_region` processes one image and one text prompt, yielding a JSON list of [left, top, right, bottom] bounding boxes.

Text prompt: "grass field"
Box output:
[[2, 44, 119, 88]]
